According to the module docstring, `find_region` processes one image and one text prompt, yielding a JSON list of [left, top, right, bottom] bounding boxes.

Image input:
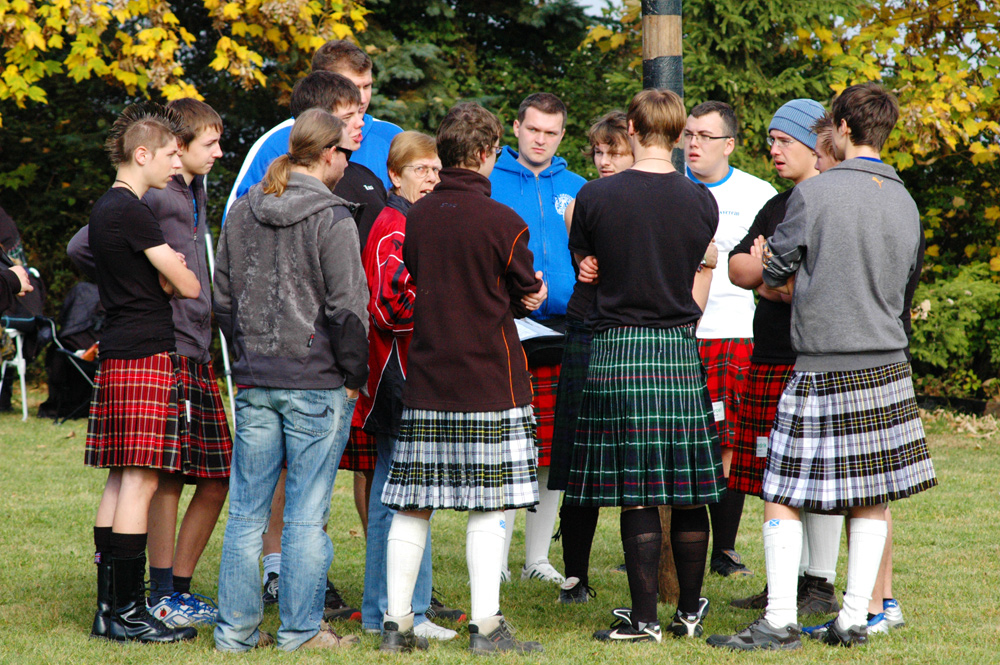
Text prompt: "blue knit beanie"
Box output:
[[768, 99, 826, 150]]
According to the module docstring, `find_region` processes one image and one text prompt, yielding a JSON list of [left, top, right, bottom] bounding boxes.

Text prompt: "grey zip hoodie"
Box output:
[[214, 172, 369, 390], [763, 158, 921, 372]]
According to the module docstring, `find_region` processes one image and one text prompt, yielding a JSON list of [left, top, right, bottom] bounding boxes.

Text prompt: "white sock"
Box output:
[[467, 510, 506, 622], [262, 553, 281, 584], [798, 512, 810, 576], [386, 514, 429, 619], [805, 512, 844, 583], [763, 519, 803, 629], [524, 468, 561, 566], [501, 509, 516, 572], [838, 518, 887, 630]]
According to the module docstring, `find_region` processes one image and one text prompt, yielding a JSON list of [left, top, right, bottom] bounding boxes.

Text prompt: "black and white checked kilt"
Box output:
[[762, 362, 937, 510], [381, 405, 539, 512], [564, 325, 725, 507]]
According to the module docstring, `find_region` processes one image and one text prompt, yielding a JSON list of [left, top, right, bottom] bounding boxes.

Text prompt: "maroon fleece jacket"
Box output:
[[402, 167, 542, 412]]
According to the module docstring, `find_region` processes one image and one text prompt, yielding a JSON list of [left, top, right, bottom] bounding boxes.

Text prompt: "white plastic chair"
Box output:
[[1, 328, 28, 421]]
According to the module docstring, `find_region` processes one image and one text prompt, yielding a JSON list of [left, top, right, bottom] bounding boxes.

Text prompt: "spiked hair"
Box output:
[[104, 102, 182, 166]]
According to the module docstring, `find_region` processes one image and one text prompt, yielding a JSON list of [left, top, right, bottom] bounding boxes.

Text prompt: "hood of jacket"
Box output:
[[247, 171, 353, 228]]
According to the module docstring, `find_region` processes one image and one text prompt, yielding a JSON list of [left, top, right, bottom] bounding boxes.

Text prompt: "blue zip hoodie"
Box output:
[[489, 146, 585, 319]]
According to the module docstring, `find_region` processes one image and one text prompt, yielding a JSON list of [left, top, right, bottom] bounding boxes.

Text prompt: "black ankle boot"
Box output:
[[90, 559, 113, 638], [107, 553, 197, 643]]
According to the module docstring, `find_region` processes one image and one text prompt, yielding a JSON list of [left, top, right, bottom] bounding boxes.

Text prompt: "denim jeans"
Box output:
[[361, 433, 433, 631], [215, 387, 354, 652]]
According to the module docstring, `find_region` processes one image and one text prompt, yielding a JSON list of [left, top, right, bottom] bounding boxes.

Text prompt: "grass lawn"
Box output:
[[1, 387, 998, 664]]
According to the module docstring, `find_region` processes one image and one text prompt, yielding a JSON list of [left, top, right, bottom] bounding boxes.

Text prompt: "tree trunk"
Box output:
[[658, 506, 679, 605]]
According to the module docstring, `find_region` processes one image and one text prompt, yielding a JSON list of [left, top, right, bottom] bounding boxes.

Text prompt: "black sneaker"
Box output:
[[323, 580, 361, 622], [705, 617, 802, 651], [427, 588, 467, 623], [710, 549, 753, 577], [593, 608, 662, 644], [820, 619, 867, 647], [261, 572, 279, 605], [558, 577, 596, 604], [469, 614, 543, 654], [730, 584, 768, 609], [797, 574, 840, 614], [380, 618, 429, 653], [666, 597, 709, 638]]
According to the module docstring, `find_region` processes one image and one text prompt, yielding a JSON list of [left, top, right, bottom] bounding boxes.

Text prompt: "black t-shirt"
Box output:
[[568, 170, 718, 333], [730, 188, 795, 364], [564, 254, 597, 322], [89, 188, 175, 359], [334, 162, 386, 252]]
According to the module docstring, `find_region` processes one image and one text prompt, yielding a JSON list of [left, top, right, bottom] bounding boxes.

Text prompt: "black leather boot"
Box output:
[[107, 552, 197, 643], [89, 559, 113, 638]]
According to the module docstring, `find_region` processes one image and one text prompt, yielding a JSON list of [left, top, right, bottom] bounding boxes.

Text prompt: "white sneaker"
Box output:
[[414, 620, 457, 641], [500, 568, 512, 583], [521, 559, 565, 584], [882, 598, 905, 628]]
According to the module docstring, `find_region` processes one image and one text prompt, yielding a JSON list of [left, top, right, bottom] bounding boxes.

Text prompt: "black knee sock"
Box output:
[[94, 527, 112, 565], [671, 506, 710, 614], [620, 508, 662, 626], [173, 575, 192, 595], [560, 504, 600, 586], [708, 489, 745, 555], [110, 532, 147, 560]]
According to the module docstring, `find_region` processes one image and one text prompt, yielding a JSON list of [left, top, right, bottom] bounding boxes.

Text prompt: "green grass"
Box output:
[[1, 389, 998, 664]]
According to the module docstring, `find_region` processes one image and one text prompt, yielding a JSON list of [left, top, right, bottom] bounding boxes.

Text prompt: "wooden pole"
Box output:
[[643, 0, 683, 606], [642, 0, 684, 173]]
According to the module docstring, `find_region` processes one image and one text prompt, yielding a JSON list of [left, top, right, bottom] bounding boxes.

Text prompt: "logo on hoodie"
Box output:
[[553, 193, 574, 217]]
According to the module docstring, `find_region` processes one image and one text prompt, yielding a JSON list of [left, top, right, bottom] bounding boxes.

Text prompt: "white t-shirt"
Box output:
[[688, 166, 777, 339]]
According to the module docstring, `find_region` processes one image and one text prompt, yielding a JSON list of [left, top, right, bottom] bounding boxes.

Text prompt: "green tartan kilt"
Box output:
[[564, 325, 725, 507]]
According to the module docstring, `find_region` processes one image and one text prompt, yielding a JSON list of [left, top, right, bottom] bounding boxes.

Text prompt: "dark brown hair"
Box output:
[[262, 109, 344, 197], [436, 102, 503, 169], [517, 92, 568, 127], [831, 82, 899, 151], [689, 100, 738, 141], [312, 39, 372, 75], [104, 102, 182, 166], [583, 110, 630, 158], [627, 89, 686, 150], [290, 71, 361, 117], [166, 98, 223, 148]]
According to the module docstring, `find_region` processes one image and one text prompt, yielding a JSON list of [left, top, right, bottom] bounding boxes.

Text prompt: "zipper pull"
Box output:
[[307, 333, 315, 348]]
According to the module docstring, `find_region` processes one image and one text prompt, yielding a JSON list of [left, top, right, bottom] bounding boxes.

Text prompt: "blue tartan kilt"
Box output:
[[381, 405, 539, 512], [564, 325, 725, 507], [761, 362, 937, 510]]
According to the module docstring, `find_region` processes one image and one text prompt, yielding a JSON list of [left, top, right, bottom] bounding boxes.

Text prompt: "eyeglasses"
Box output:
[[766, 136, 797, 149], [494, 145, 503, 157], [682, 131, 732, 144], [402, 164, 441, 178], [337, 146, 353, 162]]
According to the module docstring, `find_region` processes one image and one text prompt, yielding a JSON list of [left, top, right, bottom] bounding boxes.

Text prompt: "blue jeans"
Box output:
[[361, 433, 433, 631], [215, 387, 354, 652]]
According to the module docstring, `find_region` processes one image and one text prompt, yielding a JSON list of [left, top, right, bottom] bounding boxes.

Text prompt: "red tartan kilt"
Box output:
[[175, 356, 232, 479], [728, 362, 794, 496], [697, 338, 753, 448], [340, 425, 377, 471], [530, 363, 560, 467], [85, 353, 185, 471]]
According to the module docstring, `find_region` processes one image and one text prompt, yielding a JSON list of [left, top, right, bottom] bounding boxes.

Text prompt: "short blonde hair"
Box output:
[[626, 89, 686, 150], [387, 131, 438, 186]]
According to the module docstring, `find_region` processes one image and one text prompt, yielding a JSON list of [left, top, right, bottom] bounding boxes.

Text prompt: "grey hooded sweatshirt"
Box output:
[[214, 172, 369, 390], [762, 158, 921, 372]]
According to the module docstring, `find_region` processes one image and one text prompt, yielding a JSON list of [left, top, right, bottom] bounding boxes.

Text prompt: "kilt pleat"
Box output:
[[728, 362, 794, 496], [530, 364, 560, 467], [340, 425, 377, 471], [176, 356, 232, 479], [761, 362, 937, 510], [697, 337, 753, 448], [547, 321, 593, 491], [381, 405, 539, 512], [565, 326, 725, 507], [85, 353, 185, 472]]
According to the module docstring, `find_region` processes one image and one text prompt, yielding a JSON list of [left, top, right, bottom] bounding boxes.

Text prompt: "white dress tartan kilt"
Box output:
[[761, 362, 937, 511], [381, 405, 539, 512]]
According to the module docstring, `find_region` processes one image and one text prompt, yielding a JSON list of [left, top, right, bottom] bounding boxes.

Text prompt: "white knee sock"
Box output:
[[763, 519, 803, 629], [798, 512, 810, 576], [467, 510, 506, 623], [386, 514, 429, 619], [524, 468, 560, 565], [805, 512, 844, 583], [500, 509, 516, 573], [838, 518, 888, 630]]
